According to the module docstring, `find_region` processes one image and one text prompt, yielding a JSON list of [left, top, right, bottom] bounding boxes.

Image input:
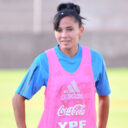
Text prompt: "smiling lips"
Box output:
[[61, 40, 71, 43]]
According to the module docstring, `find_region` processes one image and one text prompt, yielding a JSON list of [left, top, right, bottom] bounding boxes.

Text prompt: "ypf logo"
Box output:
[[58, 120, 86, 128]]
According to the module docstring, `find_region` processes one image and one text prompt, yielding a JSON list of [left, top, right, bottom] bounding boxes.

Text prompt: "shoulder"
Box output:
[[82, 46, 103, 62], [90, 49, 104, 62], [33, 51, 48, 66], [90, 49, 106, 81], [90, 49, 105, 69]]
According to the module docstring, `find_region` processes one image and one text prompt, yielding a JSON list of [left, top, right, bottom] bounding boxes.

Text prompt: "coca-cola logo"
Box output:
[[57, 104, 86, 116]]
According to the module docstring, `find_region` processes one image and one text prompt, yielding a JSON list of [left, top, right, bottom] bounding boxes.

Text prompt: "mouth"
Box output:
[[61, 40, 70, 43], [61, 42, 70, 46]]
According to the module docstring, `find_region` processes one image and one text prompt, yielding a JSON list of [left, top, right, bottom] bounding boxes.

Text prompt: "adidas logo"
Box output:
[[61, 80, 83, 100]]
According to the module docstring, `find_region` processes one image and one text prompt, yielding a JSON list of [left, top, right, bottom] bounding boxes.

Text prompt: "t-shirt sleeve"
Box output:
[[95, 59, 111, 96], [16, 52, 49, 100], [91, 50, 111, 96]]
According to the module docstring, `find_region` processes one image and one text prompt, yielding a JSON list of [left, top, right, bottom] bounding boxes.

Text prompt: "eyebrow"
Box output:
[[66, 26, 73, 29], [58, 26, 73, 29]]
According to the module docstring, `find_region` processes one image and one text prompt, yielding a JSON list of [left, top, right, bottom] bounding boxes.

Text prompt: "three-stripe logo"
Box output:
[[61, 80, 83, 100]]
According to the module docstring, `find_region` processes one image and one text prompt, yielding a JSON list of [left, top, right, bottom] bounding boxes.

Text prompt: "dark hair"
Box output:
[[53, 3, 85, 31]]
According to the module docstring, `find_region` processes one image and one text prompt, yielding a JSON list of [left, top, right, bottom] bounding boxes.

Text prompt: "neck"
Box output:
[[59, 45, 79, 58]]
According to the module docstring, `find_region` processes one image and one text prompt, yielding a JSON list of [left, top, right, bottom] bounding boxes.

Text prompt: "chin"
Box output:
[[61, 44, 72, 49]]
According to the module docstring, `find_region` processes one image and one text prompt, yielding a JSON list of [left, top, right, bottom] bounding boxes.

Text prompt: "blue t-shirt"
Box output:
[[16, 44, 111, 99]]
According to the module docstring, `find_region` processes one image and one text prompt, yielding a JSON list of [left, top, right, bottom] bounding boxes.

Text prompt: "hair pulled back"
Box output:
[[53, 3, 85, 31]]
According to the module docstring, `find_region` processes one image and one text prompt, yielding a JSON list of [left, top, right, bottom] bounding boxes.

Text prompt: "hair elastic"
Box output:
[[61, 12, 64, 15]]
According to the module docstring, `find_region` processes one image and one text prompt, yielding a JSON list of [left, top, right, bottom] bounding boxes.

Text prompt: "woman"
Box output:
[[12, 2, 110, 128]]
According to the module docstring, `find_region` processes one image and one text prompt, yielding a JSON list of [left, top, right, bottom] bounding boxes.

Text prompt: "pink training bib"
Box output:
[[38, 46, 97, 128]]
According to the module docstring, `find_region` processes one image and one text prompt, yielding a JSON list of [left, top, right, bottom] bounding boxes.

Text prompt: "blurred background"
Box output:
[[0, 0, 128, 128], [0, 0, 128, 68]]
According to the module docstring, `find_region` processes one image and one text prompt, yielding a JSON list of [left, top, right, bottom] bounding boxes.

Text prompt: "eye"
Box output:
[[56, 28, 62, 32], [66, 27, 73, 31]]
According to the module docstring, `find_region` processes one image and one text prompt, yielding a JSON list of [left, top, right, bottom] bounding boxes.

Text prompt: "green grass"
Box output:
[[107, 68, 128, 128], [0, 68, 128, 128]]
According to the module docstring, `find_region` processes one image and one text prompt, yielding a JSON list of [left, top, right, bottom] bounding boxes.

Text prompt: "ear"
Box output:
[[79, 26, 84, 36]]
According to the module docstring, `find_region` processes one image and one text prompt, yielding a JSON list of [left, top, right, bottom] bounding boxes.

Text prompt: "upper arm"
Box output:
[[12, 93, 26, 105], [91, 50, 111, 96], [16, 52, 49, 100]]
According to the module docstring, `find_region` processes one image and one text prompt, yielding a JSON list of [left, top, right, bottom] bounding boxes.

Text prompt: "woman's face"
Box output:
[[54, 16, 84, 52]]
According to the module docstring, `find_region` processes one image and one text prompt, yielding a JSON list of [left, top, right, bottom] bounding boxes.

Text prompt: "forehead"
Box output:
[[59, 16, 79, 28]]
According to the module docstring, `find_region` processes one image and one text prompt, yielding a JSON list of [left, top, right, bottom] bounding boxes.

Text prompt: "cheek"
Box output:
[[55, 33, 59, 40], [73, 31, 81, 40], [77, 30, 82, 39]]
